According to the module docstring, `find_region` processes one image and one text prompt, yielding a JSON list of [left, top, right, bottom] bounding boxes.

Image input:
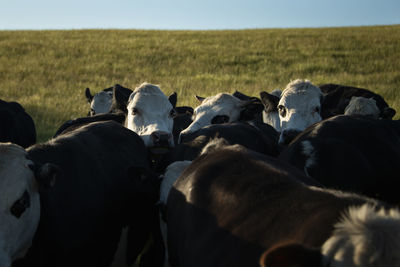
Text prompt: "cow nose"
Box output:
[[151, 131, 173, 147], [278, 129, 302, 146]]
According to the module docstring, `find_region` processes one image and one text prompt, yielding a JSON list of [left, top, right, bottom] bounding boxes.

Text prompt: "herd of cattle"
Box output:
[[1, 79, 400, 267]]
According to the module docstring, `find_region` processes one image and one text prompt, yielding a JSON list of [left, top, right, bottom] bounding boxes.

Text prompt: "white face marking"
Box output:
[[322, 204, 400, 267], [90, 91, 113, 115], [180, 93, 243, 137], [262, 111, 281, 132], [278, 80, 322, 140], [125, 83, 174, 147], [344, 97, 380, 118], [0, 144, 40, 265]]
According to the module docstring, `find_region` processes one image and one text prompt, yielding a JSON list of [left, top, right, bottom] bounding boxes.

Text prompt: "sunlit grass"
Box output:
[[0, 25, 399, 142]]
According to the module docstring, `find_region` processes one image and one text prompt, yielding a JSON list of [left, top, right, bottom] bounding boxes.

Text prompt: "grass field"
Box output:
[[0, 25, 399, 142]]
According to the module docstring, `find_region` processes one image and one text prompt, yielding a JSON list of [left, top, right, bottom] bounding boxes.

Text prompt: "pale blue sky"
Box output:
[[1, 0, 399, 30]]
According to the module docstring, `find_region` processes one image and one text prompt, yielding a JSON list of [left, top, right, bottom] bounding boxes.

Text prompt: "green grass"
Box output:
[[0, 25, 399, 142]]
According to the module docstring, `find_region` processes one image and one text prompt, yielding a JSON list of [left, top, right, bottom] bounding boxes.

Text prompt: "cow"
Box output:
[[279, 115, 400, 205], [116, 83, 179, 152], [343, 96, 380, 118], [277, 79, 323, 145], [178, 92, 264, 142], [0, 143, 51, 267], [85, 84, 132, 116], [53, 113, 126, 138], [0, 99, 36, 148], [319, 83, 396, 120], [166, 140, 400, 267], [8, 121, 160, 267], [154, 122, 279, 173], [259, 89, 282, 132]]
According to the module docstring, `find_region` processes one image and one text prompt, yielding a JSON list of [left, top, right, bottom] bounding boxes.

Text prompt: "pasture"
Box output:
[[0, 25, 399, 142]]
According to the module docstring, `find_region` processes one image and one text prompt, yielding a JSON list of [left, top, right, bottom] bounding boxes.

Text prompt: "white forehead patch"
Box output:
[[90, 91, 113, 114], [344, 97, 380, 118], [180, 93, 243, 135]]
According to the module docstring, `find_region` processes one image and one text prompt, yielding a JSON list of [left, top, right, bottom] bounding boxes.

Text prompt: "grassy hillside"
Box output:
[[0, 25, 399, 142]]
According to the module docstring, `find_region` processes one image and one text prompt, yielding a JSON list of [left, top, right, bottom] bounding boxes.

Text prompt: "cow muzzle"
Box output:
[[150, 131, 174, 154]]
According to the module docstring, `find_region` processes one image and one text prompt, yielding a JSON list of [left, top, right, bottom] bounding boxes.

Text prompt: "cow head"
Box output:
[[278, 80, 323, 145], [260, 89, 282, 132], [85, 88, 113, 116], [344, 96, 380, 118], [178, 93, 263, 143], [125, 83, 176, 151], [0, 143, 56, 267]]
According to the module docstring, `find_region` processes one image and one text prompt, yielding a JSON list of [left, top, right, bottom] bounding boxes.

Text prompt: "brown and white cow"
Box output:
[[166, 140, 400, 267]]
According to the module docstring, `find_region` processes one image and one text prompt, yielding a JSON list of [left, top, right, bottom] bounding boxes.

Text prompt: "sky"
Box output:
[[1, 0, 399, 30]]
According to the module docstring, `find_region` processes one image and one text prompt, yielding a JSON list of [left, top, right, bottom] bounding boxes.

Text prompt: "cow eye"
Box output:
[[314, 106, 320, 113], [10, 191, 30, 218], [211, 115, 230, 124], [131, 107, 139, 115], [278, 105, 286, 117], [169, 109, 177, 118]]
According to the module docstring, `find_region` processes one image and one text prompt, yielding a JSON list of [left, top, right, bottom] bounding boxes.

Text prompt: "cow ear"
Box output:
[[30, 162, 58, 191], [260, 243, 322, 267], [381, 107, 396, 119], [260, 91, 280, 112], [85, 88, 93, 103], [168, 92, 177, 108], [195, 95, 205, 103], [112, 84, 129, 114], [239, 99, 264, 121]]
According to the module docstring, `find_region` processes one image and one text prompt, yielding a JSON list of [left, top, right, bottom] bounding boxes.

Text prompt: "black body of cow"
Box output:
[[319, 83, 396, 119], [155, 122, 279, 173], [13, 121, 161, 267], [232, 90, 264, 122], [167, 144, 379, 267], [0, 99, 36, 148], [53, 112, 126, 137], [279, 115, 400, 204]]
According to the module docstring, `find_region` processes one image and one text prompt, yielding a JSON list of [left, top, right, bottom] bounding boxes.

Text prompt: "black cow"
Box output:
[[279, 115, 400, 204], [154, 121, 279, 173], [319, 83, 396, 119], [0, 99, 36, 148], [166, 141, 400, 267], [12, 121, 160, 267]]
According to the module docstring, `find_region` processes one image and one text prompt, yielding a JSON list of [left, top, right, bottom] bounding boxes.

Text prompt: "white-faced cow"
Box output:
[[166, 140, 400, 267], [344, 96, 380, 118], [279, 115, 400, 205], [0, 143, 50, 267], [179, 92, 263, 142], [277, 79, 323, 145], [319, 83, 396, 120], [9, 121, 160, 267], [125, 83, 177, 151], [0, 99, 36, 148], [85, 84, 133, 116]]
